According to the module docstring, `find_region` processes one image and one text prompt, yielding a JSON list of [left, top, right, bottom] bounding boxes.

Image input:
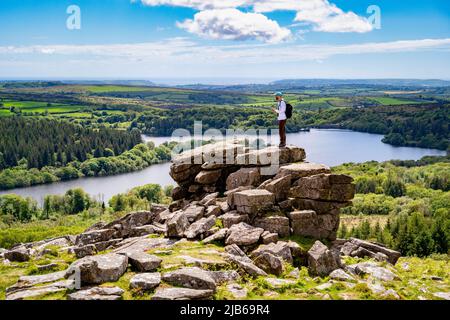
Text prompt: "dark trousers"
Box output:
[[279, 120, 287, 146]]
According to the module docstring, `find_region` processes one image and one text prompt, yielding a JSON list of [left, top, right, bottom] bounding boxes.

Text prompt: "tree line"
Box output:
[[0, 117, 142, 169]]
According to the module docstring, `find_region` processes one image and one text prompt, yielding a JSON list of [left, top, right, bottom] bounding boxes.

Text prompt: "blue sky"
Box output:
[[0, 0, 449, 82]]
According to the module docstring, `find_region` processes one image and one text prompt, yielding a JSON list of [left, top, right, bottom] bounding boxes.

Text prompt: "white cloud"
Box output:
[[177, 9, 291, 43], [137, 0, 373, 39], [137, 0, 248, 10], [2, 38, 449, 62], [292, 0, 373, 33]]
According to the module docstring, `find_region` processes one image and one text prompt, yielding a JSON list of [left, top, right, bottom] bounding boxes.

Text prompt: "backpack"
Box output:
[[285, 103, 293, 119]]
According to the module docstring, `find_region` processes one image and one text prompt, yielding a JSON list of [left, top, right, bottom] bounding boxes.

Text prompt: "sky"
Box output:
[[0, 0, 449, 83]]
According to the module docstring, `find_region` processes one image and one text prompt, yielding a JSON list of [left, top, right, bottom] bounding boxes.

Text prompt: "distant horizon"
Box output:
[[1, 77, 450, 86]]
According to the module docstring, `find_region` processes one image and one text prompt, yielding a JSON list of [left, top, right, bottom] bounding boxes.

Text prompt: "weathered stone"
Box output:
[[167, 212, 190, 238], [204, 205, 222, 217], [220, 212, 249, 228], [171, 186, 188, 201], [352, 262, 399, 282], [67, 286, 124, 301], [66, 253, 128, 285], [217, 200, 230, 214], [289, 210, 339, 240], [307, 241, 339, 277], [329, 269, 355, 282], [168, 199, 190, 212], [208, 270, 240, 285], [162, 267, 217, 291], [199, 192, 219, 206], [183, 205, 205, 222], [202, 228, 229, 244], [349, 238, 401, 265], [253, 216, 290, 238], [6, 280, 74, 300], [103, 211, 156, 238], [251, 241, 293, 264], [290, 174, 355, 202], [226, 167, 261, 191], [152, 287, 214, 300], [261, 231, 278, 244], [75, 229, 116, 246], [233, 189, 275, 215], [264, 278, 296, 289], [128, 225, 155, 237], [253, 252, 284, 276], [226, 283, 248, 299], [226, 253, 267, 277], [433, 292, 450, 300], [130, 273, 161, 290], [225, 186, 252, 209], [261, 175, 292, 202], [74, 244, 97, 258], [6, 271, 67, 294], [4, 247, 30, 262], [195, 170, 222, 185], [225, 223, 264, 247], [276, 162, 331, 180], [185, 216, 216, 239], [128, 252, 162, 272], [278, 198, 294, 211]]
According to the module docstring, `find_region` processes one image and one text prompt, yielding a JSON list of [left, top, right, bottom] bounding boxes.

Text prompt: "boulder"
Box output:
[[171, 186, 188, 201], [183, 205, 205, 222], [208, 270, 240, 285], [199, 192, 219, 206], [260, 175, 292, 202], [349, 238, 401, 265], [66, 253, 128, 285], [73, 244, 97, 259], [4, 247, 30, 262], [253, 215, 290, 238], [162, 267, 217, 291], [225, 223, 264, 247], [251, 241, 293, 264], [184, 216, 216, 239], [202, 228, 229, 244], [75, 229, 116, 246], [226, 283, 248, 299], [220, 212, 249, 228], [129, 225, 156, 237], [195, 170, 222, 185], [204, 205, 222, 217], [290, 174, 355, 202], [103, 210, 156, 238], [130, 273, 161, 291], [276, 162, 331, 180], [152, 287, 213, 300], [6, 271, 67, 294], [226, 167, 261, 190], [6, 280, 74, 300], [67, 286, 124, 301], [329, 269, 355, 282], [289, 210, 339, 240], [233, 189, 275, 216], [225, 186, 252, 209], [352, 262, 399, 282], [166, 212, 190, 238], [307, 241, 339, 277], [261, 231, 278, 244], [253, 252, 284, 276], [128, 252, 162, 272]]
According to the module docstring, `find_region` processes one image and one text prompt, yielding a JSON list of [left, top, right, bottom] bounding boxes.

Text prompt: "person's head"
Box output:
[[274, 92, 283, 101]]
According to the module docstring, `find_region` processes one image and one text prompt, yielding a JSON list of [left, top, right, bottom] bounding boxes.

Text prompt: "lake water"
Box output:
[[1, 129, 445, 206]]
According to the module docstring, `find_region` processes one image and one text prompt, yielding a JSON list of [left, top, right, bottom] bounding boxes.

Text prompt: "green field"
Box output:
[[369, 97, 421, 105]]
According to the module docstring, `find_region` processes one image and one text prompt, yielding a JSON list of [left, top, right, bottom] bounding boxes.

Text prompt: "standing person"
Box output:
[[272, 92, 287, 148]]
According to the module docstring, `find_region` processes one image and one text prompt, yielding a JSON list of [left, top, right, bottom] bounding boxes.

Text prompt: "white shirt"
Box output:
[[276, 100, 287, 121]]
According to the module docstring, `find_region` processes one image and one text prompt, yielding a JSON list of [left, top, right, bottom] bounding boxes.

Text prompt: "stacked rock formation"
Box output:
[[2, 142, 404, 301], [169, 141, 355, 241]]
